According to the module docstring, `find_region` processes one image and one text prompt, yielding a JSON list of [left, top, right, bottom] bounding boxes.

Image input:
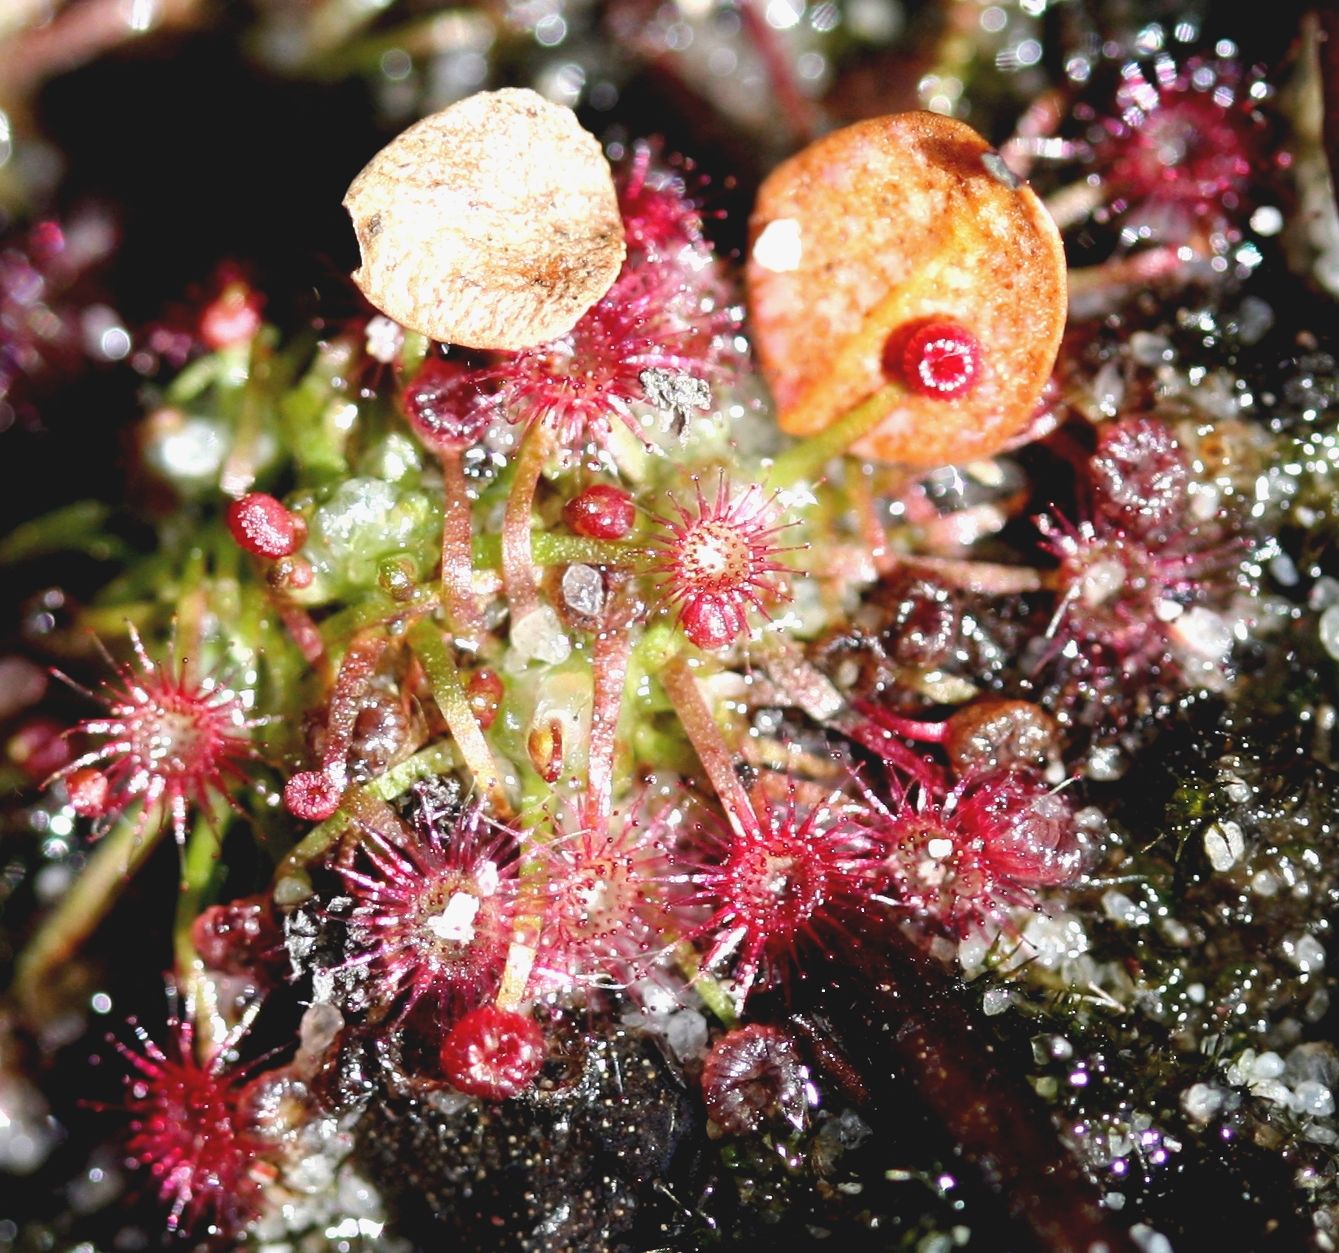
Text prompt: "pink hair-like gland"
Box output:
[[857, 769, 1084, 938], [112, 1012, 264, 1238], [482, 145, 736, 451], [651, 475, 799, 651], [484, 259, 734, 450], [337, 802, 520, 1021], [50, 626, 259, 844], [1087, 51, 1271, 245], [681, 786, 884, 1003], [528, 797, 683, 992], [1036, 417, 1246, 722], [617, 141, 715, 261]]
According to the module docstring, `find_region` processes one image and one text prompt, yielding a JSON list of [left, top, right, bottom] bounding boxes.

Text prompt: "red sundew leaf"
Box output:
[[112, 1014, 264, 1237], [746, 110, 1067, 469]]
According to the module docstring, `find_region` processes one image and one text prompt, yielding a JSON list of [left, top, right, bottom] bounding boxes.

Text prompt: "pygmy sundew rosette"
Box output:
[[1, 8, 1333, 1249]]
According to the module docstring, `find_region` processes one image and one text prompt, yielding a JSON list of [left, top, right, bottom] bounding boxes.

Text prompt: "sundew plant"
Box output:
[[3, 3, 1339, 1250]]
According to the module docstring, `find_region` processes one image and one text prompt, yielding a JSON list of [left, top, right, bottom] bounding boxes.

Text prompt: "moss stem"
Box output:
[[473, 529, 644, 571]]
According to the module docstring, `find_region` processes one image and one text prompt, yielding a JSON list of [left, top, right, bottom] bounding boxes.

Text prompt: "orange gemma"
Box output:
[[747, 110, 1067, 469]]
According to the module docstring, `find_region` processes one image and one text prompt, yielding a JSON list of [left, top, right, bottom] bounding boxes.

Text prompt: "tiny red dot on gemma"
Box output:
[[227, 494, 305, 560], [563, 484, 636, 540], [898, 321, 982, 400], [439, 1005, 546, 1101]]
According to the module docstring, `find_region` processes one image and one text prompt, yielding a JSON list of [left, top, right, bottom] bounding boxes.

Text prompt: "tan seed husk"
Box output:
[[747, 110, 1067, 469], [345, 88, 626, 352]]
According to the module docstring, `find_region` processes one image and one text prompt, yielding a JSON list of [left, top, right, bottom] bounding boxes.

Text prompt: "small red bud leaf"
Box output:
[[284, 770, 342, 822], [440, 1005, 546, 1101], [900, 320, 983, 400], [226, 493, 304, 559], [564, 484, 636, 540]]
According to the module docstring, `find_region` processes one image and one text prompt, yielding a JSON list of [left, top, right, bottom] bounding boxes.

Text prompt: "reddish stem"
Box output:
[[998, 88, 1069, 179], [439, 452, 485, 646], [502, 423, 551, 625], [850, 471, 897, 578], [273, 598, 328, 673], [866, 711, 950, 745], [1067, 246, 1184, 307], [737, 0, 821, 146], [904, 555, 1045, 596], [838, 709, 945, 792], [584, 581, 634, 831], [661, 653, 754, 836], [758, 634, 844, 723], [319, 630, 390, 788], [0, 0, 200, 103], [810, 911, 1140, 1253]]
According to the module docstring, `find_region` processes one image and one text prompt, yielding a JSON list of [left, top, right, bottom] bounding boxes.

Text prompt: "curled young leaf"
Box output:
[[747, 111, 1066, 468], [344, 88, 626, 352]]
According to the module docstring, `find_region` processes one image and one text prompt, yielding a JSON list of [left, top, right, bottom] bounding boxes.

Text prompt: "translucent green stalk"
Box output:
[[501, 422, 553, 623], [674, 941, 738, 1028], [312, 9, 497, 79], [174, 804, 230, 1054], [398, 330, 430, 380], [316, 588, 437, 648], [660, 653, 754, 834], [13, 815, 164, 1018], [767, 382, 904, 488], [632, 620, 681, 676], [274, 740, 459, 900], [472, 530, 645, 571], [173, 809, 226, 977], [219, 341, 269, 497], [0, 501, 122, 565], [408, 619, 511, 813], [296, 0, 399, 67], [280, 337, 358, 480], [79, 601, 157, 636]]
